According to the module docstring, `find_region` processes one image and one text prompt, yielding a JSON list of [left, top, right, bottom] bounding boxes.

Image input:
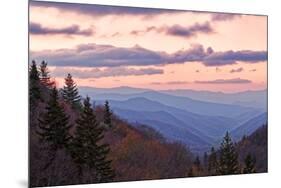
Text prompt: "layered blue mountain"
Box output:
[[95, 97, 238, 138], [81, 88, 262, 120], [80, 86, 267, 110], [230, 112, 268, 141], [161, 89, 267, 110], [79, 86, 267, 152]]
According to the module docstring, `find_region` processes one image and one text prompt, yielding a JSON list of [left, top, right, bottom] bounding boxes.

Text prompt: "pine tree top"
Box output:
[[62, 73, 81, 108], [29, 60, 40, 81]]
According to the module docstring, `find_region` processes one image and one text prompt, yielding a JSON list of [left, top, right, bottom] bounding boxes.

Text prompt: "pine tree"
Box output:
[[70, 97, 114, 183], [208, 147, 218, 175], [190, 155, 203, 176], [39, 61, 53, 88], [103, 100, 113, 128], [62, 73, 81, 109], [218, 132, 239, 175], [194, 155, 201, 169], [29, 60, 41, 108], [37, 87, 72, 169], [203, 152, 208, 169], [243, 154, 256, 174]]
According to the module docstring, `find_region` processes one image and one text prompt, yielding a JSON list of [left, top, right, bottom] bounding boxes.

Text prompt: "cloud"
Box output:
[[31, 43, 169, 67], [202, 50, 267, 66], [250, 69, 257, 72], [230, 67, 244, 73], [31, 43, 267, 67], [130, 26, 159, 36], [130, 22, 214, 38], [30, 1, 181, 17], [151, 81, 190, 85], [165, 22, 214, 38], [211, 13, 241, 21], [195, 70, 200, 73], [30, 22, 93, 36], [195, 78, 252, 84], [51, 66, 163, 78]]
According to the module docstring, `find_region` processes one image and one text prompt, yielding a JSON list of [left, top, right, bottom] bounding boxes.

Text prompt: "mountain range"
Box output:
[[79, 86, 267, 152]]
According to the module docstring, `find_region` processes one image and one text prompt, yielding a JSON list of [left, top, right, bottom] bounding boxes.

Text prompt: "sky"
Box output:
[[29, 1, 267, 93]]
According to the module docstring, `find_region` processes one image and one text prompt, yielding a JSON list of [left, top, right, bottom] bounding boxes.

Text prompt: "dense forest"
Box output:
[[29, 60, 267, 187]]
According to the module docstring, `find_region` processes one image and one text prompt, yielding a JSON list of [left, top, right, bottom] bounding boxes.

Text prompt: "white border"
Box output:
[[1, 0, 280, 188]]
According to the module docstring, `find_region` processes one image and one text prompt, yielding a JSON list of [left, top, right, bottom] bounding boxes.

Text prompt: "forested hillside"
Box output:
[[29, 61, 268, 187], [236, 125, 268, 172]]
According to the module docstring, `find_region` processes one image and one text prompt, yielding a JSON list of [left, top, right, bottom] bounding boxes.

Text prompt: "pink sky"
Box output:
[[29, 1, 267, 93]]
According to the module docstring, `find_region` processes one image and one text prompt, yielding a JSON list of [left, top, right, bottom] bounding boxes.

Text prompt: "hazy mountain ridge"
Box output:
[[111, 107, 211, 151], [94, 97, 239, 138], [231, 112, 268, 141], [161, 89, 267, 110], [79, 86, 267, 152], [80, 86, 267, 109], [80, 87, 263, 119]]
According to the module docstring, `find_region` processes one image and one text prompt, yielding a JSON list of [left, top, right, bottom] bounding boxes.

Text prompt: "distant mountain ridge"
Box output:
[[95, 97, 238, 139], [80, 87, 263, 119], [230, 112, 268, 140], [80, 86, 267, 110], [161, 89, 267, 110], [79, 86, 267, 152]]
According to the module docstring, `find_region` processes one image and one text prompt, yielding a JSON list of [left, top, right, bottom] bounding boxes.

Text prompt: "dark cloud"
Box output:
[[195, 78, 252, 84], [151, 81, 190, 85], [195, 70, 200, 73], [30, 1, 182, 17], [202, 50, 267, 66], [230, 67, 244, 73], [30, 22, 93, 36], [203, 59, 237, 66], [130, 22, 214, 38], [130, 26, 159, 36], [51, 67, 163, 78], [165, 22, 214, 38], [31, 43, 267, 68], [211, 13, 241, 21], [31, 43, 168, 67]]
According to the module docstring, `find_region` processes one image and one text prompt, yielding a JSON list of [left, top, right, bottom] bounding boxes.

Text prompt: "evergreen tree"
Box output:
[[190, 155, 203, 176], [71, 97, 114, 183], [208, 147, 218, 175], [62, 73, 81, 109], [203, 152, 208, 169], [194, 155, 201, 169], [29, 60, 41, 108], [218, 132, 239, 175], [37, 87, 72, 169], [243, 154, 256, 174], [103, 100, 113, 128], [39, 61, 53, 88]]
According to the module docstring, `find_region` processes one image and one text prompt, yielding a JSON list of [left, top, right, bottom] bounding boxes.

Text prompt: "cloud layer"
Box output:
[[30, 1, 182, 17], [230, 67, 244, 73], [165, 22, 213, 38], [151, 81, 190, 85], [52, 66, 163, 78], [31, 43, 267, 68], [195, 78, 252, 84], [130, 22, 214, 38], [30, 22, 93, 36], [211, 13, 241, 21]]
